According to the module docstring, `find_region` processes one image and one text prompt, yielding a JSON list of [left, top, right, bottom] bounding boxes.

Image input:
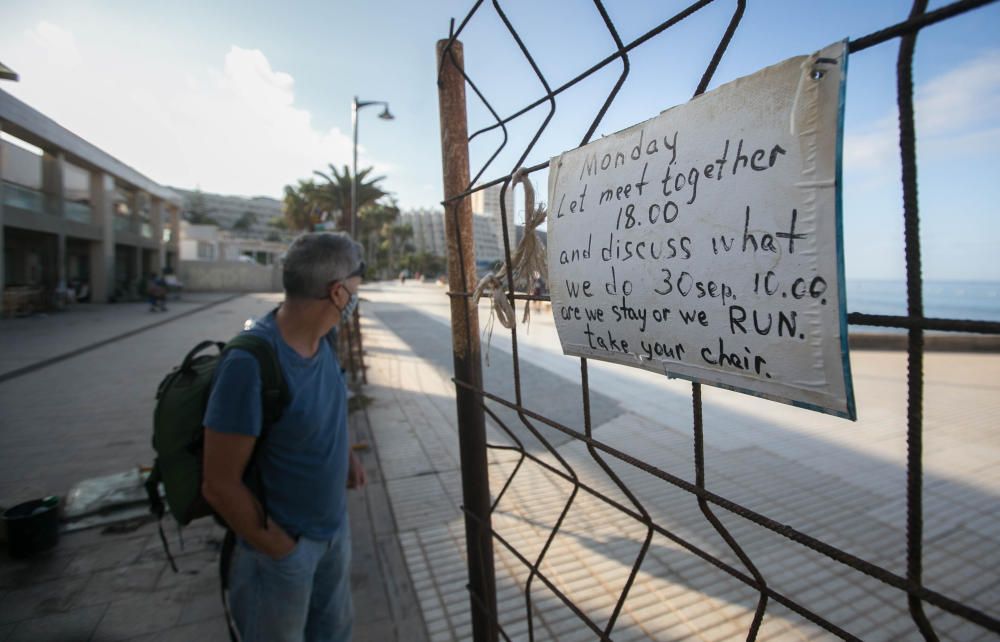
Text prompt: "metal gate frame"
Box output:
[[435, 1, 1000, 640]]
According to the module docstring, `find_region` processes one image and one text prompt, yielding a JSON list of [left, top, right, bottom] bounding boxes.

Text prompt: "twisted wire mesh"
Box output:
[[438, 1, 1000, 639]]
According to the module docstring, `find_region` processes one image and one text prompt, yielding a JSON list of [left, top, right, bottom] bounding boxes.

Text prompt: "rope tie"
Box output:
[[472, 273, 512, 366], [472, 167, 549, 362], [473, 273, 516, 329]]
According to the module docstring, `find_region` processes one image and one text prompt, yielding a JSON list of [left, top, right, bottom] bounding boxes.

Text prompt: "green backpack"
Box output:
[[145, 333, 289, 560], [145, 330, 290, 642]]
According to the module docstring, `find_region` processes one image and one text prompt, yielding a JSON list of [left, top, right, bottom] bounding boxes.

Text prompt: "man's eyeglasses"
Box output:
[[317, 261, 366, 300]]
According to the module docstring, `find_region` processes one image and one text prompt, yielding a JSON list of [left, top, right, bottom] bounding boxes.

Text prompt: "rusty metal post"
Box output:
[[436, 38, 498, 642]]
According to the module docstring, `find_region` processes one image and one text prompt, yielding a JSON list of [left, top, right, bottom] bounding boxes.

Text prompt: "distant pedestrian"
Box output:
[[147, 273, 167, 312], [163, 266, 183, 299], [202, 232, 366, 642], [532, 275, 546, 311]]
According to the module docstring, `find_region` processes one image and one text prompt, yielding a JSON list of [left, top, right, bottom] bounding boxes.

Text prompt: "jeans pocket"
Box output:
[[270, 537, 303, 564]]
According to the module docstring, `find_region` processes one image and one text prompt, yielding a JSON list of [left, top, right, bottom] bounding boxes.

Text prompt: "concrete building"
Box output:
[[400, 207, 504, 266], [1, 89, 182, 315], [472, 213, 503, 265], [179, 221, 286, 266], [470, 182, 515, 250], [169, 187, 290, 266], [169, 186, 286, 242], [400, 208, 447, 257]]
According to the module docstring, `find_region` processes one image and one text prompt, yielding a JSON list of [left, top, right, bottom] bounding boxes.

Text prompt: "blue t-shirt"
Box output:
[[203, 310, 349, 539]]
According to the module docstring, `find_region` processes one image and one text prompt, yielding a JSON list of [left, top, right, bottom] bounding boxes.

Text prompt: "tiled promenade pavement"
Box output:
[[2, 285, 997, 641], [360, 282, 1000, 642], [0, 293, 424, 641]]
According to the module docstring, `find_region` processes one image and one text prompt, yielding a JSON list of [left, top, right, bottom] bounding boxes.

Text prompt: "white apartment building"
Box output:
[[471, 214, 503, 265], [400, 207, 504, 266], [400, 208, 447, 257], [470, 182, 515, 248]]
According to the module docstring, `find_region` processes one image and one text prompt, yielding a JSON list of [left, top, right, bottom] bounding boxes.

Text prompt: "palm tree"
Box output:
[[312, 164, 388, 232], [356, 200, 401, 275], [282, 182, 316, 231]]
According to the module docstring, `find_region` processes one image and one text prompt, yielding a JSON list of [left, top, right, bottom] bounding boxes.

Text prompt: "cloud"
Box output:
[[917, 50, 1000, 135], [158, 45, 358, 195], [26, 21, 82, 69], [5, 24, 374, 198], [844, 50, 1000, 179]]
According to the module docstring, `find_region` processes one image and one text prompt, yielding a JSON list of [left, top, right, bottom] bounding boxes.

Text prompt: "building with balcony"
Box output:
[[470, 182, 516, 251], [471, 213, 503, 265], [169, 187, 286, 242], [1, 89, 183, 315], [400, 207, 505, 266], [400, 208, 447, 257]]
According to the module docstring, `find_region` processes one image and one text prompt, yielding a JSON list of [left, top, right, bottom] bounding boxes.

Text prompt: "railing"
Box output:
[[114, 215, 135, 234], [64, 201, 92, 224], [2, 181, 46, 214], [3, 182, 93, 224], [437, 1, 1000, 641]]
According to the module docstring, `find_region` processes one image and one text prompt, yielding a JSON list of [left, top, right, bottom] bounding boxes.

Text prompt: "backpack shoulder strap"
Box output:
[[224, 333, 289, 432], [222, 331, 288, 531]]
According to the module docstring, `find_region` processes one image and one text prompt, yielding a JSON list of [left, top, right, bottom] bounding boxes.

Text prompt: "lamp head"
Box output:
[[378, 106, 394, 120]]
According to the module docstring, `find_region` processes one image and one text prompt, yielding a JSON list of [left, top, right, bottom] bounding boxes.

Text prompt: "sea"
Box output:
[[845, 280, 1000, 332]]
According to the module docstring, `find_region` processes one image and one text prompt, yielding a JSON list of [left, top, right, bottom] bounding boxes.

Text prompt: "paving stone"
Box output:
[[5, 604, 106, 642], [0, 549, 77, 591], [146, 615, 230, 641], [422, 608, 448, 631], [428, 629, 453, 642], [768, 628, 810, 642], [61, 536, 151, 577], [614, 625, 656, 642], [74, 562, 164, 608], [699, 618, 744, 642], [174, 590, 224, 626], [0, 575, 91, 625], [89, 588, 186, 640], [635, 607, 685, 638], [155, 558, 217, 595], [553, 623, 604, 642], [685, 607, 738, 639], [353, 619, 398, 642]]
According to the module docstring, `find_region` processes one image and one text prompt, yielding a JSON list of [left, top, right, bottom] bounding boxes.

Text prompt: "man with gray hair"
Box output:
[[202, 231, 366, 642]]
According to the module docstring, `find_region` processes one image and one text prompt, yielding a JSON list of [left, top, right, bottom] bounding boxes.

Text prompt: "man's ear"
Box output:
[[330, 282, 346, 307]]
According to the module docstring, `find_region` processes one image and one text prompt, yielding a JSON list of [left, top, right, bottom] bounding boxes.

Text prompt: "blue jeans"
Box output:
[[228, 527, 353, 642]]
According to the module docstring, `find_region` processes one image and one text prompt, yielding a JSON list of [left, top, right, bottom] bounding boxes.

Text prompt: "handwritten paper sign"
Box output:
[[547, 42, 856, 419]]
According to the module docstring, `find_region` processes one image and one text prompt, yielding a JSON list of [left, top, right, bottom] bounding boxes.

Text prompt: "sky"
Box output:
[[2, 0, 998, 281]]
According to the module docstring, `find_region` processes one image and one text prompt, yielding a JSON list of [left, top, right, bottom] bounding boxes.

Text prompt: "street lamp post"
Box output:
[[351, 96, 394, 238]]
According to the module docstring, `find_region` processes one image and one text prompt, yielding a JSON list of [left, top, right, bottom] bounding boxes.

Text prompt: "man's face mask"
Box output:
[[340, 290, 359, 318], [329, 260, 364, 318]]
